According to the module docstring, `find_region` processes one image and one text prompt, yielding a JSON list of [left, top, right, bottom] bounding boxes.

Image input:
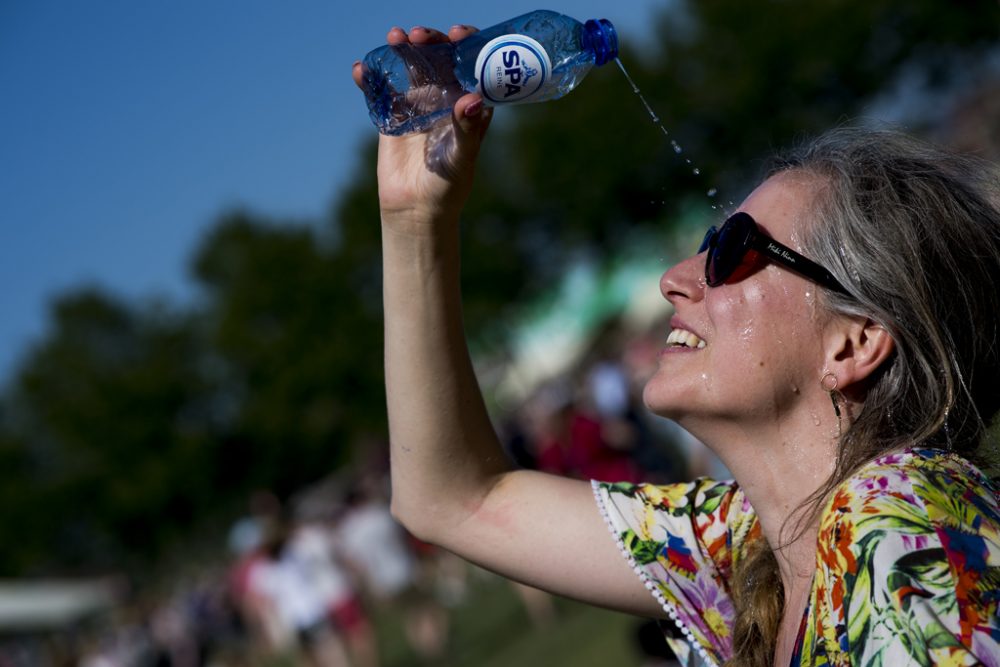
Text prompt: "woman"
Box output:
[[352, 25, 1000, 666]]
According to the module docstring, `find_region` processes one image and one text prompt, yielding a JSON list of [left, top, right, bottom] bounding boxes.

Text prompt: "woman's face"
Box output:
[[643, 171, 833, 429]]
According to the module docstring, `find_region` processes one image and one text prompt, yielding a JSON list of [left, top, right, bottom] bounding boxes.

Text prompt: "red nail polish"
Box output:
[[464, 100, 483, 117]]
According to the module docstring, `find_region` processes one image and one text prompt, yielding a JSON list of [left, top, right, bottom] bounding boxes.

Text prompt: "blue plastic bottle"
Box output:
[[360, 10, 618, 135]]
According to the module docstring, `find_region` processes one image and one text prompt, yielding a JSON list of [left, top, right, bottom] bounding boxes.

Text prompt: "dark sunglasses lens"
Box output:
[[706, 214, 752, 286]]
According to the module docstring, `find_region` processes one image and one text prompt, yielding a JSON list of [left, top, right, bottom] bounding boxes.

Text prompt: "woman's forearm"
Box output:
[[381, 215, 510, 541]]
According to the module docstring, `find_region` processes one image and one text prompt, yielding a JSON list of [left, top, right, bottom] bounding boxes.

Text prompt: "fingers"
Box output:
[[453, 93, 493, 141], [448, 24, 479, 41], [355, 23, 484, 118], [386, 24, 477, 45], [453, 94, 482, 121], [352, 60, 363, 89], [386, 26, 408, 45], [408, 26, 449, 44]]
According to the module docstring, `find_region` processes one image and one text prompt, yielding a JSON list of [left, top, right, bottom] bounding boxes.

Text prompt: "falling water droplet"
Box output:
[[615, 57, 720, 212], [707, 188, 718, 197]]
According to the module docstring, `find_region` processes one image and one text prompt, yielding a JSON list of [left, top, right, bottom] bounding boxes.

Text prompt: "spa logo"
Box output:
[[475, 35, 551, 104]]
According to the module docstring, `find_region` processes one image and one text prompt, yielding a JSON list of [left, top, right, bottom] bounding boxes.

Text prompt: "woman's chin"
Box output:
[[641, 382, 685, 420]]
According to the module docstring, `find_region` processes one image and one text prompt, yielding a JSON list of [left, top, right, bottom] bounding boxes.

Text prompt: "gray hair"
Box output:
[[773, 126, 1000, 476]]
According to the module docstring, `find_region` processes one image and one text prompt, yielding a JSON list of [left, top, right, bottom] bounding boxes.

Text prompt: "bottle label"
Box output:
[[474, 34, 552, 104]]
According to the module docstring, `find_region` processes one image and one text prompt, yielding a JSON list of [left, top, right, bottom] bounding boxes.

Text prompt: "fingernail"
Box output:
[[352, 60, 361, 68], [411, 26, 428, 33], [451, 24, 469, 31], [464, 100, 483, 117]]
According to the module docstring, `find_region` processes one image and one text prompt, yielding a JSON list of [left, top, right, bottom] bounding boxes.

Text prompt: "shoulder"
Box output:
[[821, 448, 999, 540], [818, 448, 1000, 579], [815, 448, 1000, 664], [596, 477, 754, 538], [594, 477, 759, 575]]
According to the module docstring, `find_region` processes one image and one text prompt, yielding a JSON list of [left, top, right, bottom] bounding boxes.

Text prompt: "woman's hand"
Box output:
[[352, 25, 494, 227]]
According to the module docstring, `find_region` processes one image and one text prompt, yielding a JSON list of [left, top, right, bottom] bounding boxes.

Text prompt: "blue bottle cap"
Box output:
[[583, 18, 619, 67]]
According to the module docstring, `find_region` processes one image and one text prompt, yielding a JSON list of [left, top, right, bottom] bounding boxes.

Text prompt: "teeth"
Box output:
[[666, 328, 707, 349]]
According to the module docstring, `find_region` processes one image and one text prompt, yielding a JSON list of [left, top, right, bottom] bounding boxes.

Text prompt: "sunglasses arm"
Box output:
[[750, 236, 850, 296]]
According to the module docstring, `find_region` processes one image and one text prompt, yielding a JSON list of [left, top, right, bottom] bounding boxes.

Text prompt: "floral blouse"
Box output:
[[593, 448, 1000, 666]]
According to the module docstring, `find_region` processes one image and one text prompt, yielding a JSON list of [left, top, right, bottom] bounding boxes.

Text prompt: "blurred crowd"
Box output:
[[1, 316, 723, 667]]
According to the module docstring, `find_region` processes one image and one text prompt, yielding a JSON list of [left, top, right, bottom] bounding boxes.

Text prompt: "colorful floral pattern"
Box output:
[[593, 448, 1000, 667]]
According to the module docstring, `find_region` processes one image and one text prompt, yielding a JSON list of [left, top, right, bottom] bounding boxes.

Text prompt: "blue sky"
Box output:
[[0, 2, 661, 384]]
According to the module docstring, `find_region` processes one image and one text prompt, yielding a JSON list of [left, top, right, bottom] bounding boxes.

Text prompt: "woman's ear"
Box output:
[[823, 316, 895, 397]]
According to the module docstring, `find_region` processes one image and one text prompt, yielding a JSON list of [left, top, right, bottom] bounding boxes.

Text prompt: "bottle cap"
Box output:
[[583, 19, 619, 66]]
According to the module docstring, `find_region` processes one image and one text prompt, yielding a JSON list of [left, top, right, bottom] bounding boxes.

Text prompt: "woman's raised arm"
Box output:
[[353, 24, 660, 617]]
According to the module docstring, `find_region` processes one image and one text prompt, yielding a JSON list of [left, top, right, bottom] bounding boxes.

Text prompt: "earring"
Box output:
[[820, 372, 842, 433]]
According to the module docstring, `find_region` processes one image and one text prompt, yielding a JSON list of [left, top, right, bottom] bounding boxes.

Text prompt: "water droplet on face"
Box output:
[[700, 372, 712, 391], [739, 319, 756, 347]]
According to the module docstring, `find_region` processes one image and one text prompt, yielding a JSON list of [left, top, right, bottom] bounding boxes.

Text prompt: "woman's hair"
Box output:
[[728, 126, 1000, 667]]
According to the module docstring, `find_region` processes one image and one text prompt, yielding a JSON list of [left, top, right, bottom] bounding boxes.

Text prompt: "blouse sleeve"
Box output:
[[813, 450, 1000, 666], [593, 477, 760, 666]]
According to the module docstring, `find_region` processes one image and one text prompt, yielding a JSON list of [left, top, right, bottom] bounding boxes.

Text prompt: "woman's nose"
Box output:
[[660, 253, 706, 305]]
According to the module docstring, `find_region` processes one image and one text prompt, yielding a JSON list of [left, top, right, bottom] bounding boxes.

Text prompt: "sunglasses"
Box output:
[[698, 212, 849, 295]]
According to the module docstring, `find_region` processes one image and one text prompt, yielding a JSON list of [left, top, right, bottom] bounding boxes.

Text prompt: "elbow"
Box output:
[[390, 495, 440, 544]]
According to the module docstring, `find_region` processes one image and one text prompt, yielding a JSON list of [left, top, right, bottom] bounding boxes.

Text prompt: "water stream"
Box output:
[[614, 57, 732, 211]]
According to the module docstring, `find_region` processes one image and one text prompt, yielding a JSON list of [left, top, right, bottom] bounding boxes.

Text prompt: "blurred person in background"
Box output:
[[247, 516, 355, 667], [336, 475, 450, 663]]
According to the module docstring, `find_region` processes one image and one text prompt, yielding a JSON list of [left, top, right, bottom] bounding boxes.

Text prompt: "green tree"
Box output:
[[0, 290, 219, 573], [191, 211, 385, 498]]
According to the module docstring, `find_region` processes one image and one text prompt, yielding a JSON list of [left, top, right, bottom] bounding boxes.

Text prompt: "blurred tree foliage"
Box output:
[[0, 291, 219, 573], [190, 213, 385, 495], [0, 0, 996, 575]]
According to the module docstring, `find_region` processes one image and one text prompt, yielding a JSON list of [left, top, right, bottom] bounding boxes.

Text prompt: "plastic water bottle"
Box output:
[[360, 10, 618, 135]]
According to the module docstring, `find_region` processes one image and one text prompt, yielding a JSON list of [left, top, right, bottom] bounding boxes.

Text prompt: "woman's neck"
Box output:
[[685, 407, 840, 586]]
